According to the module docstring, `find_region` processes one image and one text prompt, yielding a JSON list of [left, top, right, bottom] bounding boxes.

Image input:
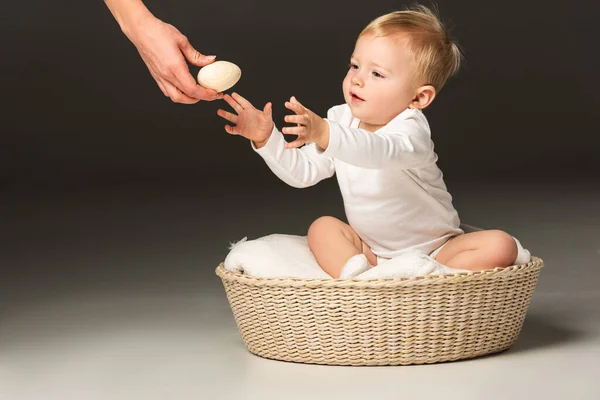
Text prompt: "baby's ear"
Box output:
[[410, 85, 436, 110]]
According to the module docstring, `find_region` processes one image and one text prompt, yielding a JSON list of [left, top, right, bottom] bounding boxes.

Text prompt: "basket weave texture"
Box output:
[[216, 256, 543, 366]]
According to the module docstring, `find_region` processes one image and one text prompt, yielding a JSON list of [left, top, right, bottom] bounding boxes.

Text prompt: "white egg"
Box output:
[[196, 60, 241, 92]]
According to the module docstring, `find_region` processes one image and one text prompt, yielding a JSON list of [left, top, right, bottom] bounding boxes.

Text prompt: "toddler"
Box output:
[[217, 5, 520, 278]]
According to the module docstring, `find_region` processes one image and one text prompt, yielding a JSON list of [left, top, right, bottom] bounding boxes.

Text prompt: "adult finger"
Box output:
[[194, 84, 223, 101], [149, 69, 169, 97], [156, 81, 168, 97], [172, 65, 222, 101], [163, 80, 198, 104], [178, 36, 217, 67]]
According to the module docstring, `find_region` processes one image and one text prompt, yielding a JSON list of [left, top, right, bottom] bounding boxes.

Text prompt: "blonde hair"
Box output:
[[359, 4, 462, 92]]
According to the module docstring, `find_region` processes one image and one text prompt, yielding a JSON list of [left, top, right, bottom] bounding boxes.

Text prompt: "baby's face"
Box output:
[[343, 33, 419, 129]]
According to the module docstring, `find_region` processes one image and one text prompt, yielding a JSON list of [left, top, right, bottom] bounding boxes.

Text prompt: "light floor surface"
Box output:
[[1, 181, 599, 400]]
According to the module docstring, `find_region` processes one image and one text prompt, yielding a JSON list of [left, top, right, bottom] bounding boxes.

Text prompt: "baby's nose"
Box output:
[[351, 75, 363, 86]]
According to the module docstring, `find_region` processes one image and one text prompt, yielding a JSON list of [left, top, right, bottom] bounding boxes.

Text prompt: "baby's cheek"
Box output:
[[343, 75, 353, 89], [341, 80, 351, 100], [378, 92, 401, 111]]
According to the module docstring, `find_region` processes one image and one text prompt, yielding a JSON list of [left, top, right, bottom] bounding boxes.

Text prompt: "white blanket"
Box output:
[[223, 226, 531, 280], [224, 234, 331, 279]]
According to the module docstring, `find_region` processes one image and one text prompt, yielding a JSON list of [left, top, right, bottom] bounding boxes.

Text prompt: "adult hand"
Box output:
[[105, 0, 222, 104], [130, 16, 223, 103]]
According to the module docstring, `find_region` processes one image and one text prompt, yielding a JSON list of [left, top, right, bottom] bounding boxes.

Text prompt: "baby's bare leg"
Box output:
[[434, 230, 518, 271], [307, 216, 377, 278]]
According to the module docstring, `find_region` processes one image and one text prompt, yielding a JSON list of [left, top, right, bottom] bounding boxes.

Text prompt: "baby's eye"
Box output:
[[349, 63, 358, 70], [372, 71, 384, 78]]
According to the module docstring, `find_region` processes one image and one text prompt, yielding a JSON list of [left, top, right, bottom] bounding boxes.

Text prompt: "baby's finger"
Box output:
[[231, 92, 254, 110], [290, 96, 307, 109], [291, 96, 314, 116], [284, 114, 307, 125], [284, 101, 303, 115], [263, 102, 273, 120], [282, 126, 306, 135], [217, 109, 238, 124], [223, 94, 243, 113], [284, 139, 305, 149], [224, 124, 239, 135]]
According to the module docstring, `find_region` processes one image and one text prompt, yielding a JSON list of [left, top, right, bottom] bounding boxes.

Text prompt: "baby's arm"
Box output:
[[282, 99, 434, 170], [217, 93, 334, 188], [321, 113, 436, 169], [251, 126, 335, 188]]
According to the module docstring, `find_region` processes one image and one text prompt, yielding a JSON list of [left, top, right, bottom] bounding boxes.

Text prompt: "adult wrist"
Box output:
[[105, 0, 154, 40]]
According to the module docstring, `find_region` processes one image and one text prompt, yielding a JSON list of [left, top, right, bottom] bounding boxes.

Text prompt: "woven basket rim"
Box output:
[[215, 256, 544, 288]]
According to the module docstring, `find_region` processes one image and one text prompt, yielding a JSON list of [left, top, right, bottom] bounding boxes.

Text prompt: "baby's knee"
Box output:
[[487, 230, 518, 267], [308, 216, 339, 243]]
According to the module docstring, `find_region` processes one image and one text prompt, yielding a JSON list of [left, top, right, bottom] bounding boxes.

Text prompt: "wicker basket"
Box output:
[[216, 256, 543, 366]]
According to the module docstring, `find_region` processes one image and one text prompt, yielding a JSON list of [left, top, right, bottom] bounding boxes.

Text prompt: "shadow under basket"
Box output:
[[215, 256, 544, 366]]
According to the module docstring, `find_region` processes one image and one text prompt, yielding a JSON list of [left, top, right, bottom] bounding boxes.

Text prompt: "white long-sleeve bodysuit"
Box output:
[[252, 104, 464, 260]]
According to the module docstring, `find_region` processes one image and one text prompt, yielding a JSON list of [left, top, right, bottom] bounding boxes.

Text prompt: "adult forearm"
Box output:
[[104, 0, 154, 39]]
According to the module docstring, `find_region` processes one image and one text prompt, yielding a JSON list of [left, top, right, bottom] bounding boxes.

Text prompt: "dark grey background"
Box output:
[[1, 0, 598, 285], [1, 3, 599, 396], [2, 0, 597, 193]]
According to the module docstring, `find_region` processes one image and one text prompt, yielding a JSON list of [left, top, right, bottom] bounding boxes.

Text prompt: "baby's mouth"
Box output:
[[350, 93, 365, 102]]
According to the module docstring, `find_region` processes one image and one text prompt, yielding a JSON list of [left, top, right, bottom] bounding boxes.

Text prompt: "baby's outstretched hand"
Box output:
[[283, 96, 329, 150], [217, 93, 274, 145]]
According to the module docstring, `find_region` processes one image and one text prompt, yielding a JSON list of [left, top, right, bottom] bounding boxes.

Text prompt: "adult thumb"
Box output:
[[180, 39, 216, 67]]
